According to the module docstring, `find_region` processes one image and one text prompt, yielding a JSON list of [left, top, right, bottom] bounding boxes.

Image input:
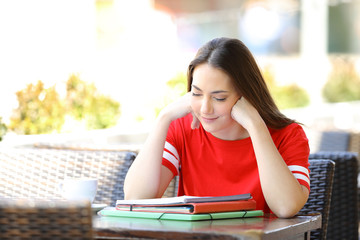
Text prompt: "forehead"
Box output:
[[192, 63, 234, 90]]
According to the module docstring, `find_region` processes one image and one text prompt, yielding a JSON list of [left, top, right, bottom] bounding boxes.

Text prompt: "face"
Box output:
[[191, 63, 241, 140]]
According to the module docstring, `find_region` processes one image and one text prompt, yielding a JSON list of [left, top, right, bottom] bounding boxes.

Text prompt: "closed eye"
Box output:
[[192, 92, 202, 97], [214, 97, 226, 101]]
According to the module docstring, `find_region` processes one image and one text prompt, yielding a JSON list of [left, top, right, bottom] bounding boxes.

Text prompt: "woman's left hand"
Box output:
[[231, 97, 262, 130]]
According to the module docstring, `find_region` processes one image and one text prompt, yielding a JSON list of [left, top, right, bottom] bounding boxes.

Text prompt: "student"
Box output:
[[124, 37, 310, 218]]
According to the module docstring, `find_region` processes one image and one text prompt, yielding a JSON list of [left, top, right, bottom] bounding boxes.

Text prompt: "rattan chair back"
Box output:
[[163, 176, 179, 198], [0, 199, 93, 239], [298, 159, 335, 240], [309, 151, 358, 240], [0, 148, 136, 206]]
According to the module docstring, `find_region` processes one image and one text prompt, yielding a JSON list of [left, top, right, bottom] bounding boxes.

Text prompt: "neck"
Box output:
[[211, 124, 249, 141]]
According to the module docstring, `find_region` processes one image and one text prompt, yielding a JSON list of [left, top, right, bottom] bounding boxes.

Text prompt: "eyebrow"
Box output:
[[192, 84, 229, 94]]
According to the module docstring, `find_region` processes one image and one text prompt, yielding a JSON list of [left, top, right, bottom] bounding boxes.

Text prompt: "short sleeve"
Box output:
[[274, 123, 310, 191], [161, 120, 181, 177]]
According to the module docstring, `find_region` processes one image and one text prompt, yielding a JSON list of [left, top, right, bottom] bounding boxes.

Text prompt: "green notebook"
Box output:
[[98, 207, 263, 221]]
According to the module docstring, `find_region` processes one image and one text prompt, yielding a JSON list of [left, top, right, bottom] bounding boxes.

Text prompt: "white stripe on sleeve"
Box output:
[[288, 165, 310, 178], [164, 141, 180, 161], [162, 151, 179, 174], [293, 173, 310, 186]]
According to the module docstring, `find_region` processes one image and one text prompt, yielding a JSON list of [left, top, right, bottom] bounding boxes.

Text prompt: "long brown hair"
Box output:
[[187, 37, 295, 129]]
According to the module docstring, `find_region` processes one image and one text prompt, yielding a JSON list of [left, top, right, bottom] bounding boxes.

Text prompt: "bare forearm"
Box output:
[[249, 121, 308, 218], [124, 114, 172, 199]]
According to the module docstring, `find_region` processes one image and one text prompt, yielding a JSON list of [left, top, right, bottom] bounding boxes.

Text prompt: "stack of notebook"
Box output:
[[98, 193, 264, 221]]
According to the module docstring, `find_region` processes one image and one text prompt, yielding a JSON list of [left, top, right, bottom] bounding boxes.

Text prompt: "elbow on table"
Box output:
[[123, 187, 148, 200], [273, 186, 309, 218], [123, 184, 160, 200], [273, 207, 299, 218], [272, 199, 307, 218], [123, 181, 144, 200], [123, 191, 144, 200]]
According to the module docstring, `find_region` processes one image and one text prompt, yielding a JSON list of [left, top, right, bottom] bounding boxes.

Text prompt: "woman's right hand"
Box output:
[[160, 92, 200, 129]]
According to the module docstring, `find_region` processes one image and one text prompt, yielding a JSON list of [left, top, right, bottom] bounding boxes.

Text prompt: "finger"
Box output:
[[231, 102, 241, 121], [191, 113, 200, 129]]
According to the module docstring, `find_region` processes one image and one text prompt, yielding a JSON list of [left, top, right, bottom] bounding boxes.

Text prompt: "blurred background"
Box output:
[[0, 0, 359, 151]]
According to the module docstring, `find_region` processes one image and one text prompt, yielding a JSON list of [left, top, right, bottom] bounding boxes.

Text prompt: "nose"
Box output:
[[200, 97, 213, 114]]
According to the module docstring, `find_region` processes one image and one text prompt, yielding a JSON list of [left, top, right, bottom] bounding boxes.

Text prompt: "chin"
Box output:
[[201, 124, 219, 134]]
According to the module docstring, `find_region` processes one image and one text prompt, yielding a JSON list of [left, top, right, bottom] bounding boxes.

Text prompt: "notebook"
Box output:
[[116, 199, 256, 214], [116, 193, 251, 206], [99, 207, 264, 221]]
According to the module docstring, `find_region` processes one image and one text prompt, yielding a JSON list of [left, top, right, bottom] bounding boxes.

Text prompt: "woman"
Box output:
[[124, 37, 310, 218]]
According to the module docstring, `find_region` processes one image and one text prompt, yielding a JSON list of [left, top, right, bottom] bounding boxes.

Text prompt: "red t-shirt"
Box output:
[[162, 114, 310, 213]]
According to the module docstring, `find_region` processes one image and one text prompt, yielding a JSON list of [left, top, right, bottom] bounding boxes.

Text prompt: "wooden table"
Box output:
[[93, 214, 321, 240]]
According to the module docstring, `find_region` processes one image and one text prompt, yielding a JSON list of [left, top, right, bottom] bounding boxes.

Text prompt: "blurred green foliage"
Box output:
[[9, 74, 121, 135], [66, 74, 120, 129], [9, 81, 65, 134], [0, 117, 7, 141], [323, 57, 360, 102], [263, 66, 310, 109], [166, 72, 188, 97]]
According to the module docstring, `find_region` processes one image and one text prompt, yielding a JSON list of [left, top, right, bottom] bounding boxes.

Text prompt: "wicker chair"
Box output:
[[0, 199, 93, 239], [309, 151, 359, 240], [0, 148, 136, 206], [163, 176, 179, 198], [298, 159, 335, 240]]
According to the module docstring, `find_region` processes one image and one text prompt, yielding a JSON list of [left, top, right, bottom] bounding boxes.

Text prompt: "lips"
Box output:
[[201, 116, 218, 123]]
